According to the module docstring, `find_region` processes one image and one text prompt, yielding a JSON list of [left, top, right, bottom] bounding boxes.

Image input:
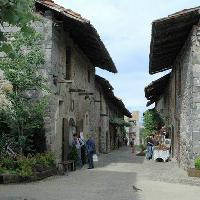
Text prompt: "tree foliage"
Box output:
[[0, 31, 48, 155], [110, 117, 130, 137], [0, 0, 36, 53], [0, 0, 36, 37], [110, 117, 130, 127], [142, 109, 164, 141]]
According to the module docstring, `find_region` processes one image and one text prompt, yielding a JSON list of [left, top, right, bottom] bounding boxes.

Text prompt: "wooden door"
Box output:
[[62, 118, 69, 162]]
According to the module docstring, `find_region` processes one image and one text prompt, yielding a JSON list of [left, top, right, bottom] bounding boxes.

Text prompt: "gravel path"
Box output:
[[0, 147, 200, 200]]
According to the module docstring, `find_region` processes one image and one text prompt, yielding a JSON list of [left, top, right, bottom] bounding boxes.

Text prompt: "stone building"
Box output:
[[33, 0, 118, 162], [145, 7, 200, 169], [0, 0, 131, 163], [95, 75, 131, 153], [108, 95, 132, 150]]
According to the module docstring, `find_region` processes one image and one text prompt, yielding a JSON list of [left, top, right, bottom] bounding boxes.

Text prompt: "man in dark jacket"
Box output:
[[86, 134, 96, 169]]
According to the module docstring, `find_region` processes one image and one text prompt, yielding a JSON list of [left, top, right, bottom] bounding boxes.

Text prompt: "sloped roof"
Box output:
[[35, 0, 117, 73], [95, 75, 131, 117], [145, 73, 171, 106], [149, 6, 200, 74]]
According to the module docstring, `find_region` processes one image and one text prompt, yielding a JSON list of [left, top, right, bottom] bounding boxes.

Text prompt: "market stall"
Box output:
[[153, 129, 171, 162], [153, 142, 170, 162]]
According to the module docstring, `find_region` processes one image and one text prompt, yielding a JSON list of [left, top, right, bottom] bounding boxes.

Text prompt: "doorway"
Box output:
[[62, 118, 76, 162], [62, 118, 69, 162]]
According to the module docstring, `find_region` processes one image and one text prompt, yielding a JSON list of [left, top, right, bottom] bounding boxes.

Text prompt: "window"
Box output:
[[70, 99, 74, 112], [59, 100, 64, 115], [86, 114, 89, 126], [65, 47, 71, 80]]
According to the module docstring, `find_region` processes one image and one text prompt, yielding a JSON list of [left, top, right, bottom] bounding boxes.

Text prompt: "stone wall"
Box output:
[[155, 23, 200, 169], [109, 104, 125, 150], [95, 83, 110, 153], [34, 12, 100, 162]]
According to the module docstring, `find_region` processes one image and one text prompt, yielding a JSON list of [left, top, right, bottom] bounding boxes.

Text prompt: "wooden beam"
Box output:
[[69, 88, 85, 93], [79, 92, 94, 95]]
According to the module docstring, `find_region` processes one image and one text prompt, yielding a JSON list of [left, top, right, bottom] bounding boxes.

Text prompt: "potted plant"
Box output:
[[69, 145, 78, 170]]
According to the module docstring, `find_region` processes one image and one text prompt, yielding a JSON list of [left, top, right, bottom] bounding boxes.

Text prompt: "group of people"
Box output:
[[72, 133, 96, 169], [146, 127, 170, 160]]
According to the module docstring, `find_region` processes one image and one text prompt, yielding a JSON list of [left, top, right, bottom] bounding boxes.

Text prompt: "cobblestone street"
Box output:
[[1, 147, 200, 200]]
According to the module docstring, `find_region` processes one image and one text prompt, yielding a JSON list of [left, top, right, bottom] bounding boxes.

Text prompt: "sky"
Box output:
[[54, 0, 200, 117]]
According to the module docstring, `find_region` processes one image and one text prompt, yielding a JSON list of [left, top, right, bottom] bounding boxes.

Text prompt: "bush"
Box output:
[[1, 156, 17, 170], [0, 152, 56, 177], [35, 153, 56, 168], [44, 152, 56, 167], [0, 167, 7, 174], [16, 156, 34, 177], [195, 157, 200, 169], [69, 145, 78, 161]]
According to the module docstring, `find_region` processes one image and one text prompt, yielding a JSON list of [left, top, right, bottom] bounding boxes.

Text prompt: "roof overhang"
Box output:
[[35, 0, 117, 73], [95, 75, 131, 117], [145, 73, 171, 107], [149, 7, 200, 74]]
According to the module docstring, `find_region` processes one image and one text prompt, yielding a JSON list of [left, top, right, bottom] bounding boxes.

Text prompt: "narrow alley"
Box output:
[[1, 148, 200, 200]]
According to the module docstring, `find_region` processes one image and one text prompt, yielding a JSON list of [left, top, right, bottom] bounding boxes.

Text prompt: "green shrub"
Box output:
[[0, 153, 56, 177], [1, 156, 17, 170], [35, 154, 48, 167], [16, 156, 34, 177], [44, 152, 56, 167], [69, 145, 78, 161], [35, 153, 55, 168], [195, 157, 200, 169], [0, 165, 7, 175]]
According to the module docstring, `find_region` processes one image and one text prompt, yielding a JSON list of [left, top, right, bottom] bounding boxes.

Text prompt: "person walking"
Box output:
[[86, 134, 96, 169], [130, 137, 135, 153], [146, 135, 154, 160]]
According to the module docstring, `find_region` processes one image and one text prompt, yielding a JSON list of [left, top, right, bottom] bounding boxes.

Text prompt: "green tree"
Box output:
[[0, 0, 35, 35], [0, 0, 36, 52], [142, 109, 164, 141], [0, 31, 48, 155]]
